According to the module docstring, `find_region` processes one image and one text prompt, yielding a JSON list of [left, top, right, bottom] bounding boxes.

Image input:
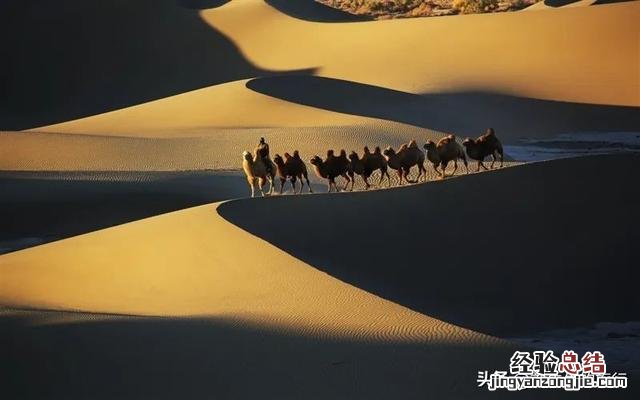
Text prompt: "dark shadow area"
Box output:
[[0, 311, 534, 400], [0, 172, 248, 254], [544, 0, 581, 6], [593, 0, 637, 4], [177, 0, 230, 9], [264, 0, 372, 22], [219, 155, 640, 337], [0, 0, 312, 130], [247, 76, 640, 142]]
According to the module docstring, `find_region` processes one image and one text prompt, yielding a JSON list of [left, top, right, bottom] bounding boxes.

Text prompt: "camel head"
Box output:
[[423, 140, 437, 151], [382, 147, 396, 157], [242, 150, 253, 162], [310, 155, 323, 166], [273, 154, 285, 166], [348, 151, 359, 162]]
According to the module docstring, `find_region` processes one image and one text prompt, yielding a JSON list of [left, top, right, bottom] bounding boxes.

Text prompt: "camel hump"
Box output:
[[293, 150, 300, 158], [327, 149, 335, 158], [408, 139, 418, 148], [339, 149, 347, 157], [446, 134, 456, 141], [399, 144, 409, 152], [284, 152, 292, 159], [374, 146, 381, 154], [485, 128, 495, 137]]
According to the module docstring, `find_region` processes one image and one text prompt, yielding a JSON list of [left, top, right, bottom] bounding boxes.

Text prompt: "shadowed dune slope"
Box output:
[[265, 0, 372, 22], [0, 171, 254, 254], [0, 0, 310, 130], [24, 0, 640, 136], [247, 76, 640, 141], [219, 155, 640, 337], [6, 310, 627, 400]]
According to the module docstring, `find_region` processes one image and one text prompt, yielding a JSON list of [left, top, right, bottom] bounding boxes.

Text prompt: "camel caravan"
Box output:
[[242, 129, 504, 197]]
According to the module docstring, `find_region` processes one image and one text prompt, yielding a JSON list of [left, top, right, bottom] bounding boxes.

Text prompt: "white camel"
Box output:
[[242, 150, 275, 197]]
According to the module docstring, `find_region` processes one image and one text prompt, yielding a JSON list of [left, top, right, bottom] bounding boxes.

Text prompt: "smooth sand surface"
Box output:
[[0, 0, 636, 136], [2, 156, 638, 399]]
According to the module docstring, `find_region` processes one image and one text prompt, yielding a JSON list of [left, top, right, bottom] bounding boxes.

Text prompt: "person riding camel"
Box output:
[[255, 137, 273, 175]]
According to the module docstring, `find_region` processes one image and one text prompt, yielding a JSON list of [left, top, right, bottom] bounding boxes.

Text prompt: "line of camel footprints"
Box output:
[[242, 128, 504, 197]]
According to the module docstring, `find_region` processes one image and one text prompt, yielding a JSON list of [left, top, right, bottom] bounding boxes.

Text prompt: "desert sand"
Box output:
[[1, 0, 639, 398]]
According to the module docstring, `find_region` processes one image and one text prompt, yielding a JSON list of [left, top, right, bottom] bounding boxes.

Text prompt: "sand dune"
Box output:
[[219, 154, 640, 337], [1, 156, 638, 398], [1, 0, 635, 137], [1, 123, 462, 170]]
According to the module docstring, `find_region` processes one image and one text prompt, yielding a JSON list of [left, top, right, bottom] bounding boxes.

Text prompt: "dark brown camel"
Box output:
[[309, 149, 352, 192], [382, 140, 426, 185], [462, 128, 504, 171], [273, 151, 313, 194], [423, 134, 469, 179]]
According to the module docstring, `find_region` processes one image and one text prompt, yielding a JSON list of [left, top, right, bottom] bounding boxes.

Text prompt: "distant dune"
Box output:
[[1, 0, 637, 138]]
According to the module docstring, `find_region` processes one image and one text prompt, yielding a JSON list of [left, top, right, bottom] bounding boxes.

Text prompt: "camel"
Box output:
[[362, 146, 391, 187], [273, 151, 313, 194], [423, 134, 469, 179], [382, 140, 426, 185], [242, 150, 275, 197], [462, 128, 504, 171], [309, 149, 352, 192], [348, 151, 368, 190]]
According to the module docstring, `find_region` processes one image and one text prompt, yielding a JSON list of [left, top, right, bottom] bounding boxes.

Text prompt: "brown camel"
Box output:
[[362, 146, 391, 187], [462, 128, 504, 171], [309, 149, 352, 192], [423, 134, 469, 179], [382, 140, 426, 185], [242, 150, 275, 197], [273, 151, 313, 194], [348, 151, 368, 190]]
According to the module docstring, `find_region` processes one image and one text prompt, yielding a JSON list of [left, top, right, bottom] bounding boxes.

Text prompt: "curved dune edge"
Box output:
[[31, 1, 639, 136], [0, 201, 501, 346]]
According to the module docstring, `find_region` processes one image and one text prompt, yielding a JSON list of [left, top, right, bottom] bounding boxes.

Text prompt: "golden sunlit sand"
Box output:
[[1, 0, 639, 398]]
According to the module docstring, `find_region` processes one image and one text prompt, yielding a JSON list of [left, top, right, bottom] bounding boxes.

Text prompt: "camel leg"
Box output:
[[377, 170, 384, 187], [293, 176, 300, 194], [396, 169, 403, 185], [419, 163, 426, 182], [279, 178, 286, 194], [363, 175, 371, 190], [490, 154, 496, 169], [247, 177, 256, 198], [432, 163, 441, 178], [258, 177, 266, 197], [441, 161, 449, 179], [341, 174, 351, 192], [452, 160, 458, 176], [479, 160, 488, 171], [404, 167, 416, 184], [462, 155, 469, 174], [304, 173, 313, 193]]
